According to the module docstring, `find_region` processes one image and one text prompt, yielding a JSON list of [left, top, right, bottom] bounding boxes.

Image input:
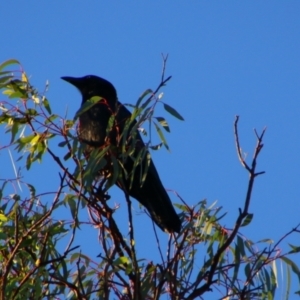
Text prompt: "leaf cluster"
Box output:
[[0, 58, 300, 300]]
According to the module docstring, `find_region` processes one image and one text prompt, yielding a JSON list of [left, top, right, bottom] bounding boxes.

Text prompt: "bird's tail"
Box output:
[[121, 159, 182, 233]]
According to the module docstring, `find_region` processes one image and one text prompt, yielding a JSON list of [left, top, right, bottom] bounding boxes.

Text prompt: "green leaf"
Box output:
[[30, 134, 40, 146], [244, 263, 253, 285], [149, 143, 162, 150], [140, 99, 152, 111], [136, 89, 153, 107], [26, 183, 36, 198], [113, 256, 133, 274], [83, 146, 109, 187], [129, 147, 142, 179], [285, 261, 291, 300], [287, 244, 300, 254], [113, 256, 130, 266], [231, 245, 240, 286], [0, 213, 8, 222], [36, 139, 46, 161], [0, 75, 13, 86], [155, 117, 170, 132], [18, 134, 35, 144], [107, 154, 119, 189], [26, 108, 38, 116], [241, 213, 253, 227], [140, 151, 151, 186], [44, 114, 58, 124], [65, 195, 78, 221], [154, 122, 169, 151], [58, 141, 68, 147], [163, 103, 184, 121], [130, 107, 143, 122], [281, 256, 300, 282], [10, 121, 19, 143], [63, 151, 71, 161], [271, 260, 278, 288], [8, 91, 25, 99], [0, 59, 20, 72], [26, 153, 32, 170], [43, 97, 52, 114], [106, 114, 115, 135], [257, 238, 274, 244], [74, 96, 103, 120], [0, 71, 14, 76], [9, 80, 28, 98], [236, 235, 246, 257]]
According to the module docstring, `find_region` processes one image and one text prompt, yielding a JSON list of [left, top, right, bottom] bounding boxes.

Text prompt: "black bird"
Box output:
[[61, 75, 181, 233]]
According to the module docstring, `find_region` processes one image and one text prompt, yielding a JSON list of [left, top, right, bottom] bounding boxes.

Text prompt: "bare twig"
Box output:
[[186, 116, 266, 299]]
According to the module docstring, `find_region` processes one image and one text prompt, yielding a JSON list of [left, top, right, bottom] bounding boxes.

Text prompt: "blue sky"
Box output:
[[1, 1, 300, 298]]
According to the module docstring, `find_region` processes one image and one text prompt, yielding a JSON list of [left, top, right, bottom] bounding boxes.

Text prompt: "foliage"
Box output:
[[0, 58, 300, 300]]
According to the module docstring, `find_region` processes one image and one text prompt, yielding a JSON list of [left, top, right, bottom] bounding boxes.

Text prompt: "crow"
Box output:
[[61, 75, 181, 233]]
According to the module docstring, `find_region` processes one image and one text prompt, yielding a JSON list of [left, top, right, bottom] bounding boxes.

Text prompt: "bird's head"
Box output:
[[61, 75, 117, 106]]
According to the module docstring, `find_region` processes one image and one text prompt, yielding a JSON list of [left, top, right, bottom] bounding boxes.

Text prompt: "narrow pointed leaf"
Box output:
[[281, 256, 300, 282], [0, 75, 13, 86], [0, 59, 20, 71], [241, 213, 253, 227], [163, 103, 184, 121], [155, 117, 170, 132], [154, 122, 169, 151], [136, 89, 153, 107], [74, 96, 102, 120], [43, 97, 52, 114]]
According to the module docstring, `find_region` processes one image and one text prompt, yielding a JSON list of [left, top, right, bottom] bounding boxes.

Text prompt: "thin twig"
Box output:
[[186, 117, 266, 299]]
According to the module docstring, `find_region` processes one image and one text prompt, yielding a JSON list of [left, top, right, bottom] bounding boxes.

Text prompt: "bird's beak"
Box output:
[[61, 76, 82, 89]]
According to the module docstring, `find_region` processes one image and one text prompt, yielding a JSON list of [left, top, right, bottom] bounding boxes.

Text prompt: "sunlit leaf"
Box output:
[[30, 135, 40, 146], [113, 256, 130, 266], [0, 213, 8, 222], [149, 143, 162, 150], [32, 95, 40, 104], [21, 72, 28, 83], [272, 260, 278, 287], [9, 80, 28, 98], [106, 114, 115, 135], [138, 127, 147, 136], [155, 117, 170, 132]]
